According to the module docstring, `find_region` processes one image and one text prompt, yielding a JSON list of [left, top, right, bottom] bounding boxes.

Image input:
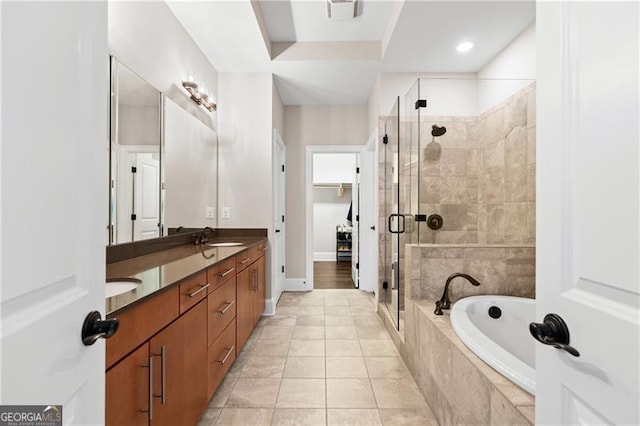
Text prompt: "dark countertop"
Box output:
[[106, 237, 265, 316]]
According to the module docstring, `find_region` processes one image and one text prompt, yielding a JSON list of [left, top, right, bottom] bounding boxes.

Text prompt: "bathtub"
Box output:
[[450, 295, 536, 395]]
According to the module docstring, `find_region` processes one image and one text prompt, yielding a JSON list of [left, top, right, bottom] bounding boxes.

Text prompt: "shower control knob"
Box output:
[[427, 214, 443, 230], [529, 313, 580, 357]]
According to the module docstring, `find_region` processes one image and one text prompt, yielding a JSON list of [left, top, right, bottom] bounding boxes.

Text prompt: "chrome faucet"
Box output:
[[434, 273, 482, 315], [194, 227, 214, 245]]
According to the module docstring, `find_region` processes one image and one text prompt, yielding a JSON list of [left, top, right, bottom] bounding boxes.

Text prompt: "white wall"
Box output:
[[108, 1, 218, 129], [313, 187, 352, 261], [313, 153, 356, 183], [379, 73, 478, 118], [477, 23, 536, 112], [272, 77, 284, 138], [218, 73, 272, 229], [284, 105, 368, 278], [118, 105, 160, 146], [368, 75, 381, 134]]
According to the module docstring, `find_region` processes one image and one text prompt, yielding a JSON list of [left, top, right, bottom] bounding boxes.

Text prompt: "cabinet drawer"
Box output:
[[207, 256, 236, 294], [208, 278, 236, 346], [207, 319, 236, 399], [235, 249, 254, 272], [179, 272, 208, 314], [253, 241, 267, 259], [106, 286, 179, 369]]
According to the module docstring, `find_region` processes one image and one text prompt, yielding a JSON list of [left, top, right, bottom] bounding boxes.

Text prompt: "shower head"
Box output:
[[431, 125, 447, 137]]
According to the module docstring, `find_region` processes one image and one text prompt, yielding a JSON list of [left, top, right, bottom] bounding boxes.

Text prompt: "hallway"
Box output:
[[198, 289, 437, 425], [313, 262, 354, 290]]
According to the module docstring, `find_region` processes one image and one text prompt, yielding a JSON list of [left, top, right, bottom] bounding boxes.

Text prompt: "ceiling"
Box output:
[[166, 0, 535, 105]]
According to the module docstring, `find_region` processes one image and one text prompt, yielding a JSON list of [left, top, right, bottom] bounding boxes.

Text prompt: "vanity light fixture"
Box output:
[[182, 80, 217, 112]]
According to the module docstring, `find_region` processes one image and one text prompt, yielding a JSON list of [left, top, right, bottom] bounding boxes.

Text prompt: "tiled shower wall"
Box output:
[[417, 83, 536, 244]]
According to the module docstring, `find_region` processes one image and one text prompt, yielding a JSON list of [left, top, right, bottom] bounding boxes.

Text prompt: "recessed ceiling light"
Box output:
[[456, 41, 474, 53]]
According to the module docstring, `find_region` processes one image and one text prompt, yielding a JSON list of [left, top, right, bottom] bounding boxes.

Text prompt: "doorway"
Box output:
[[305, 145, 377, 293], [311, 152, 357, 289]]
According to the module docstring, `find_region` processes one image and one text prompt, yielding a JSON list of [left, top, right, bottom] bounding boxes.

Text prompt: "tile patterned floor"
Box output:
[[198, 289, 438, 426]]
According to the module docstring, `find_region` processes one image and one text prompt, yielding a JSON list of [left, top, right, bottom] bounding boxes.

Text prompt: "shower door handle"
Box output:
[[388, 214, 405, 234]]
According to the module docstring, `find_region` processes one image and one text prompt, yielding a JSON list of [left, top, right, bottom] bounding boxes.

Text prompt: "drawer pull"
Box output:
[[140, 356, 154, 420], [187, 283, 210, 298], [217, 300, 235, 315], [240, 257, 251, 265], [152, 346, 166, 405], [217, 346, 235, 365], [219, 267, 235, 278]]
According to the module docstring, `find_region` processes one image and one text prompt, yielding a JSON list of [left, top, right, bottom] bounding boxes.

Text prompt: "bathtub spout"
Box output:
[[434, 273, 482, 315]]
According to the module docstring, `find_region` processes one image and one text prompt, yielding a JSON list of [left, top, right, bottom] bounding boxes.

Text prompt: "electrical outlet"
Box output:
[[206, 207, 215, 219], [221, 207, 231, 219]]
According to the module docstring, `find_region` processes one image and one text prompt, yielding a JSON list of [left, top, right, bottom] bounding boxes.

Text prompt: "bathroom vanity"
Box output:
[[104, 234, 266, 426]]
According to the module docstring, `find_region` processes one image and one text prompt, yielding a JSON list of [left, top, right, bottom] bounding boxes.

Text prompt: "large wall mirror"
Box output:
[[109, 57, 162, 245], [109, 56, 218, 245]]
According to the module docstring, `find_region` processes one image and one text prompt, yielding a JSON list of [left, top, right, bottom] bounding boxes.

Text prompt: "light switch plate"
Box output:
[[206, 207, 215, 219], [221, 207, 230, 219]]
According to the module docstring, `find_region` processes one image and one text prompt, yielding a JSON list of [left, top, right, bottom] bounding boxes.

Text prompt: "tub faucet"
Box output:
[[434, 273, 482, 315], [194, 227, 214, 245]]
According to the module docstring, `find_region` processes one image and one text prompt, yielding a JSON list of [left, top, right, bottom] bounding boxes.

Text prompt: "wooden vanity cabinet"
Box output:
[[150, 300, 207, 426], [106, 298, 207, 426], [236, 246, 267, 352], [106, 343, 150, 426]]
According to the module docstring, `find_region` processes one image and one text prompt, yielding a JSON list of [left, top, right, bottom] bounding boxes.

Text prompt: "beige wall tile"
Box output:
[[490, 387, 532, 425], [371, 379, 428, 409], [527, 127, 536, 164], [482, 139, 505, 174], [505, 166, 528, 202], [441, 149, 468, 176], [365, 356, 413, 379], [505, 127, 528, 168]]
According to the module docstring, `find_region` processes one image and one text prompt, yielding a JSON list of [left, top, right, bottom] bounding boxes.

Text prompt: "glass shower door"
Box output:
[[382, 97, 401, 329]]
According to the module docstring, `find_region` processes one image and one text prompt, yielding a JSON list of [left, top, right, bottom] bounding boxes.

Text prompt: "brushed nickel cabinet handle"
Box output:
[[152, 346, 166, 405], [240, 257, 251, 265], [217, 300, 235, 315], [188, 283, 210, 298], [217, 346, 235, 364], [220, 267, 235, 278], [140, 356, 154, 420]]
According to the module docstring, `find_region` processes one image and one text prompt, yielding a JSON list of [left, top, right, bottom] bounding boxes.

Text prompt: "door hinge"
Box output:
[[415, 99, 427, 110], [382, 134, 388, 145], [414, 214, 427, 222], [356, 215, 359, 222], [281, 265, 285, 273], [131, 214, 137, 221], [356, 167, 360, 173], [382, 281, 389, 290], [281, 165, 285, 172], [282, 215, 285, 222], [356, 262, 359, 269], [131, 166, 137, 173]]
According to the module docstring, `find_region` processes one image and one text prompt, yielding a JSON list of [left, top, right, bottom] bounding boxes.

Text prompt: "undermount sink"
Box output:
[[206, 242, 243, 247], [106, 278, 142, 298]]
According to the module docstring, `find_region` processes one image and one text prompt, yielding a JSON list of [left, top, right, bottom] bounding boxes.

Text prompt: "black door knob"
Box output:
[[81, 311, 119, 346], [529, 313, 580, 357]]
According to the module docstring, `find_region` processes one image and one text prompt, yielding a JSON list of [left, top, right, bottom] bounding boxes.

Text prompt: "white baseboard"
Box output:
[[264, 298, 275, 316], [285, 278, 312, 291], [313, 252, 336, 262]]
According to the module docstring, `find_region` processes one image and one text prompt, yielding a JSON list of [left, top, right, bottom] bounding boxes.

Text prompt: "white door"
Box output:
[[358, 137, 378, 293], [1, 2, 107, 424], [536, 2, 639, 424], [351, 158, 360, 287], [272, 130, 286, 307], [134, 154, 160, 240]]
